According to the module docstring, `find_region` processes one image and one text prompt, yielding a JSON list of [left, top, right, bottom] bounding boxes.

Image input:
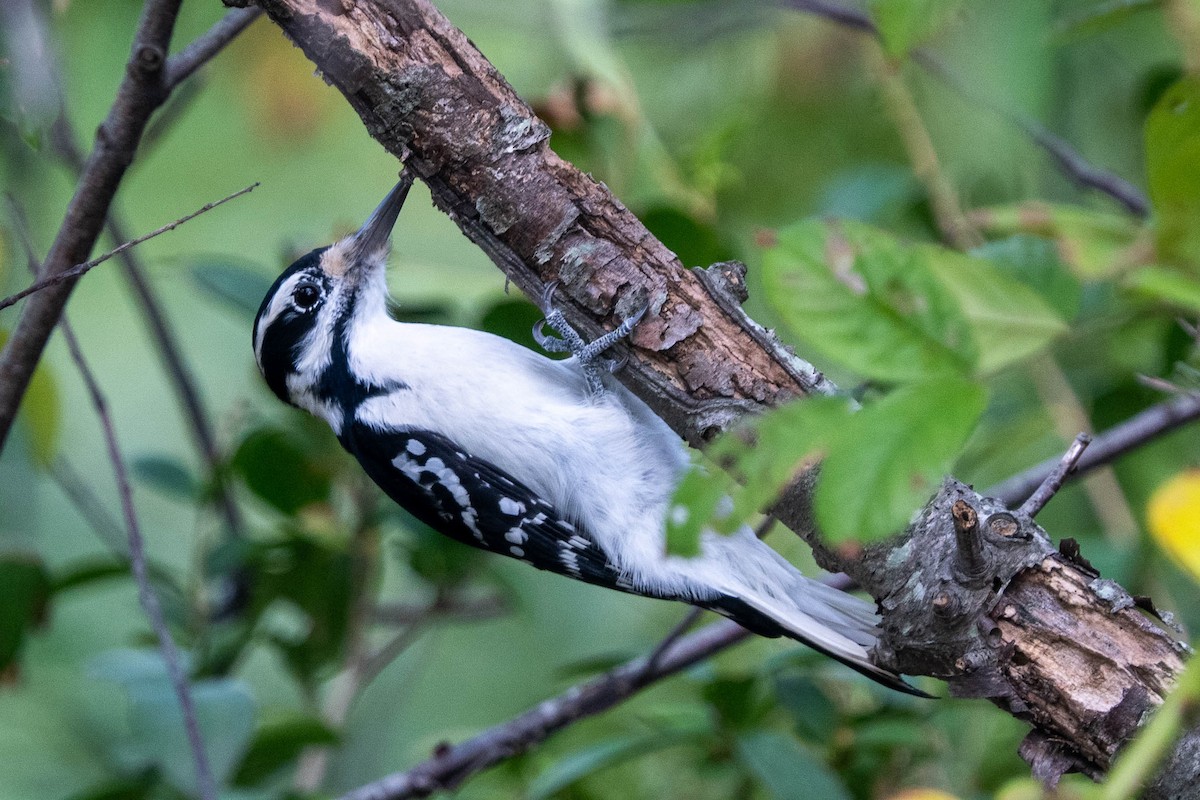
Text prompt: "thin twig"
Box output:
[[642, 608, 705, 676], [358, 623, 428, 689], [49, 459, 129, 554], [868, 45, 982, 250], [164, 7, 262, 90], [49, 122, 247, 538], [0, 183, 259, 313], [1018, 433, 1091, 518], [782, 0, 874, 31], [337, 620, 752, 800], [910, 51, 1150, 218], [61, 320, 216, 800], [778, 0, 1152, 217], [989, 392, 1200, 507], [0, 0, 257, 453]]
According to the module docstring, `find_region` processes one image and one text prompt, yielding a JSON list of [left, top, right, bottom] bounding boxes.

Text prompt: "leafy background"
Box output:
[[1, 0, 1199, 798]]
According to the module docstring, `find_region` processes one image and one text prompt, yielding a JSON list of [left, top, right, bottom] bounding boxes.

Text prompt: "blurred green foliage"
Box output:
[[1, 0, 1198, 799]]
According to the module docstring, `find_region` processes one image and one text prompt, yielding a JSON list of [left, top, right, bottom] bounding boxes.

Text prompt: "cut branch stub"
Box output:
[[854, 480, 1057, 680], [852, 478, 1188, 784], [254, 0, 837, 445]]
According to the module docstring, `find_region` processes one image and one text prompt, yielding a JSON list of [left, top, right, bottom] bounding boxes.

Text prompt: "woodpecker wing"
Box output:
[[344, 424, 644, 592]]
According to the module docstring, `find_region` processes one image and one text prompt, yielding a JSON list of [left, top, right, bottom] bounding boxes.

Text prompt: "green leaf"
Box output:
[[247, 534, 354, 687], [52, 556, 182, 596], [1052, 0, 1160, 42], [924, 245, 1067, 375], [761, 220, 971, 383], [771, 673, 838, 743], [232, 711, 338, 787], [231, 427, 332, 515], [1146, 76, 1200, 267], [400, 521, 484, 588], [88, 648, 257, 794], [971, 235, 1082, 321], [665, 398, 852, 555], [131, 455, 199, 500], [1125, 265, 1200, 313], [870, 0, 963, 58], [735, 730, 851, 800], [64, 773, 157, 800], [715, 398, 852, 534], [22, 359, 59, 469], [190, 259, 274, 319], [0, 554, 51, 670], [702, 675, 769, 730], [664, 454, 732, 557], [641, 206, 735, 267], [815, 377, 986, 543]]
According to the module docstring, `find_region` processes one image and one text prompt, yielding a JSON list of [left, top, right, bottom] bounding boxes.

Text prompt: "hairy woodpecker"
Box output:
[[252, 170, 924, 696]]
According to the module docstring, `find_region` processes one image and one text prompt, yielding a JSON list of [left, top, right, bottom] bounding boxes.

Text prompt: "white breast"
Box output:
[[349, 318, 689, 572]]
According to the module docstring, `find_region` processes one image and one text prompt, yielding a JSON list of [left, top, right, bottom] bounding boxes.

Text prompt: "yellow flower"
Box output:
[[1147, 470, 1200, 581]]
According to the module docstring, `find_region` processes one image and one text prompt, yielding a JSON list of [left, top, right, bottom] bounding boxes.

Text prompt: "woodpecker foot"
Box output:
[[533, 281, 647, 396]]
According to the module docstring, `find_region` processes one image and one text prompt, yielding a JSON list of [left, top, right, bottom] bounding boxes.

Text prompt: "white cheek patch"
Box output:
[[294, 298, 338, 378]]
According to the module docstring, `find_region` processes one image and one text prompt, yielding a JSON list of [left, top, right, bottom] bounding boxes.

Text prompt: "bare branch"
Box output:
[[14, 0, 253, 541], [780, 0, 1152, 217], [0, 183, 259, 313], [61, 320, 216, 800], [0, 0, 257, 453], [49, 458, 128, 553], [164, 7, 262, 90], [47, 113, 249, 541], [641, 607, 705, 675], [989, 393, 1200, 507], [337, 620, 752, 800], [1018, 433, 1091, 518]]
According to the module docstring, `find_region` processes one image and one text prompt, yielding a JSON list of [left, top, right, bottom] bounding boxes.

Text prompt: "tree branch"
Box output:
[[0, 3, 258, 452], [338, 619, 752, 800], [164, 7, 261, 90], [1018, 433, 1091, 518], [989, 392, 1200, 507]]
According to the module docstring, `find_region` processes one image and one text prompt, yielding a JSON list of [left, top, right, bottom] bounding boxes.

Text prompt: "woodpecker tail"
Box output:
[[693, 531, 931, 697]]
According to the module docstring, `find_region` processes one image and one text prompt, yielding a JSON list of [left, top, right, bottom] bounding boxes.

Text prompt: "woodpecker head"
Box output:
[[252, 171, 413, 408]]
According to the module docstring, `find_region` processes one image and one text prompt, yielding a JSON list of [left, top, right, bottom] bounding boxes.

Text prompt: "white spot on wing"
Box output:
[[509, 545, 525, 557], [406, 439, 426, 456], [505, 528, 527, 544], [499, 497, 525, 516]]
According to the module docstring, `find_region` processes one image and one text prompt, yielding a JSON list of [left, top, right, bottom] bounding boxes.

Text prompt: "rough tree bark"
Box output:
[[250, 0, 1194, 793]]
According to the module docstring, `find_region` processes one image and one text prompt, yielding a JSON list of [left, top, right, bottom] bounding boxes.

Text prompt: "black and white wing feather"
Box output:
[[343, 424, 643, 594]]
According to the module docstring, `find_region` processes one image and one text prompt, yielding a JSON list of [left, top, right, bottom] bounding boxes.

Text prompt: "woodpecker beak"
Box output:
[[347, 169, 414, 263]]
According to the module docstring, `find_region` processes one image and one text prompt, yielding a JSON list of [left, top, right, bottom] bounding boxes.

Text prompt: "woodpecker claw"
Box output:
[[532, 283, 648, 397]]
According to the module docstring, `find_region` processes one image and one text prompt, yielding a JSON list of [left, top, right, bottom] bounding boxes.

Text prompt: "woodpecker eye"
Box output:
[[292, 281, 322, 311]]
